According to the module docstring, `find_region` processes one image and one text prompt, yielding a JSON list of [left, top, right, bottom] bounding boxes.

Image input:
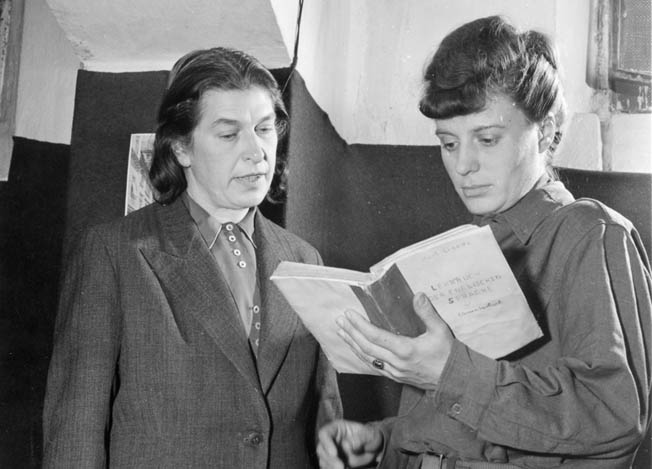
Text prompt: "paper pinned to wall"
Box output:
[[125, 133, 156, 215]]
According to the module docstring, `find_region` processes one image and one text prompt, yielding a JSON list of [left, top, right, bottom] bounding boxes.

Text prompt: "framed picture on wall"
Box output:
[[125, 133, 156, 215]]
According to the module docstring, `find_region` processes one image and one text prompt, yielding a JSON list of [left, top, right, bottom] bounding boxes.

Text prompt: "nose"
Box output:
[[455, 143, 479, 175], [242, 130, 265, 163]]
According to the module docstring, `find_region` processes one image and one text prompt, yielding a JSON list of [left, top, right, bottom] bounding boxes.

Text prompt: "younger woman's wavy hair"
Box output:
[[419, 16, 567, 166], [149, 47, 289, 205]]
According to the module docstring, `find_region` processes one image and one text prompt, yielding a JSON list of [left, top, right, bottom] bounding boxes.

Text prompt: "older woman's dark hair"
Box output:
[[420, 16, 567, 160], [150, 47, 289, 204]]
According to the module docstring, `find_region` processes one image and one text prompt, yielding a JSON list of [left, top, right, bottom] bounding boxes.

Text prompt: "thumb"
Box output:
[[413, 292, 449, 332]]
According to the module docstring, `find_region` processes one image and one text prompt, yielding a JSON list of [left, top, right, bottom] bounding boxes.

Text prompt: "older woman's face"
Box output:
[[434, 94, 548, 216], [174, 86, 278, 221]]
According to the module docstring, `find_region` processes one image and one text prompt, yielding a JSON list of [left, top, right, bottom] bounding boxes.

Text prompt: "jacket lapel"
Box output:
[[140, 199, 260, 390], [254, 214, 300, 394]]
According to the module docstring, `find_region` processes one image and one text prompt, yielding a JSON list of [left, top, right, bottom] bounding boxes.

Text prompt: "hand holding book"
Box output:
[[271, 224, 543, 375], [336, 292, 454, 386]]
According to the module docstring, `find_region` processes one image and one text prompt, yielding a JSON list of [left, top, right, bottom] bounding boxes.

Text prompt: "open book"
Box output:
[[270, 225, 543, 375]]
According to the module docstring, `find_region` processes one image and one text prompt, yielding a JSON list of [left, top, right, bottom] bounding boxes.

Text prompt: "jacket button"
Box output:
[[451, 403, 462, 414], [245, 432, 263, 446]]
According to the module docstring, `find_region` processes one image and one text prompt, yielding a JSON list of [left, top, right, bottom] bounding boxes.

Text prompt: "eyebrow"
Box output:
[[436, 124, 506, 137], [210, 112, 277, 128], [471, 124, 506, 132]]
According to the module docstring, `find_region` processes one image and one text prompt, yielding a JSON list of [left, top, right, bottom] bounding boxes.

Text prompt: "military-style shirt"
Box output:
[[379, 179, 652, 469]]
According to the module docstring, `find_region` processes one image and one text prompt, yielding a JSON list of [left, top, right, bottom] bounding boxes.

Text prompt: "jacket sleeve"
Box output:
[[42, 227, 121, 468], [315, 349, 344, 431], [430, 222, 651, 459], [308, 248, 344, 432]]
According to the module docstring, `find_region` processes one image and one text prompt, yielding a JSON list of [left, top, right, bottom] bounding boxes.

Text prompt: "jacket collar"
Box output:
[[142, 198, 260, 390], [252, 213, 301, 394], [144, 199, 298, 394]]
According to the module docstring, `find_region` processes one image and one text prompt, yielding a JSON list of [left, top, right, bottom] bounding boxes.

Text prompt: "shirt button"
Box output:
[[245, 432, 263, 446], [225, 223, 234, 231], [228, 235, 236, 242], [254, 322, 261, 330], [252, 305, 260, 313], [451, 403, 462, 415], [233, 249, 241, 256], [238, 260, 247, 268]]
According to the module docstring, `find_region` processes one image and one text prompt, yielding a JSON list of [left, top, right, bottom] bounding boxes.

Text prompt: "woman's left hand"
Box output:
[[336, 292, 454, 390]]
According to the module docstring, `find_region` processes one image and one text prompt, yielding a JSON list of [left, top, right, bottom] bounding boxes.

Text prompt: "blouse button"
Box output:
[[225, 223, 234, 231], [244, 432, 263, 446], [228, 235, 236, 242], [252, 305, 260, 313], [233, 249, 241, 256], [238, 260, 247, 268]]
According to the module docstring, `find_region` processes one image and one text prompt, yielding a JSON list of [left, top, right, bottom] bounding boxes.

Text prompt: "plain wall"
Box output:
[[14, 0, 80, 145], [10, 1, 650, 174]]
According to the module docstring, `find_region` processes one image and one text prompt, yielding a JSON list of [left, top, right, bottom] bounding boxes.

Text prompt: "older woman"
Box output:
[[43, 47, 341, 468], [318, 16, 651, 469]]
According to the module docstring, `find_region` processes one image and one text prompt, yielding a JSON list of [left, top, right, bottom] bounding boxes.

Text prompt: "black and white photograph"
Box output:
[[0, 1, 650, 468]]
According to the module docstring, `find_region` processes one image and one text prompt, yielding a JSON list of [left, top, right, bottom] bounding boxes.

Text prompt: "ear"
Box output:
[[537, 114, 556, 154], [172, 140, 192, 168]]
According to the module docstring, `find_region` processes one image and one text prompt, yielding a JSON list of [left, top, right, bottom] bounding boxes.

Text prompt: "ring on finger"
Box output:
[[372, 359, 385, 370]]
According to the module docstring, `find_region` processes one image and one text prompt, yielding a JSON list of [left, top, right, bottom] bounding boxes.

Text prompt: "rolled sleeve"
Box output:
[[434, 340, 498, 430]]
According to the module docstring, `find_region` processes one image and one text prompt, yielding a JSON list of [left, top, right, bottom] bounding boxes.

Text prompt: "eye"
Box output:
[[441, 141, 459, 152], [218, 131, 238, 141], [256, 126, 275, 135], [478, 135, 499, 146], [256, 122, 276, 136]]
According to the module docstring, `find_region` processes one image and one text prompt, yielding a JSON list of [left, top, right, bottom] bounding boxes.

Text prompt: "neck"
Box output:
[[211, 208, 250, 224], [186, 188, 250, 223]]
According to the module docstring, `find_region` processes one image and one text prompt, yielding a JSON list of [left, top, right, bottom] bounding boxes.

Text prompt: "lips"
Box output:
[[235, 173, 266, 183], [461, 184, 491, 198]]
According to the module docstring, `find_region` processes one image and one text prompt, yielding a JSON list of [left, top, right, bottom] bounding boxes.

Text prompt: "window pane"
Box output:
[[617, 0, 651, 74]]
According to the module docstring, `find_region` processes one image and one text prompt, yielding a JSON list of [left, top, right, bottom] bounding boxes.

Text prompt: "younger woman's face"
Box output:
[[434, 94, 548, 216]]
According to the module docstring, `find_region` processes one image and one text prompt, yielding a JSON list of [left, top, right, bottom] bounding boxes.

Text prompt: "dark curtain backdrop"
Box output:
[[0, 68, 649, 467], [0, 137, 71, 467], [63, 70, 168, 254]]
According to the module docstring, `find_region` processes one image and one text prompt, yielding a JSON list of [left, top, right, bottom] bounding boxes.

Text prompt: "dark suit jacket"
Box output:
[[43, 198, 342, 468]]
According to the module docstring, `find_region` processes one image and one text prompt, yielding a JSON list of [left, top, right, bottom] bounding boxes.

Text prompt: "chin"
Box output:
[[238, 193, 267, 209], [462, 199, 500, 216]]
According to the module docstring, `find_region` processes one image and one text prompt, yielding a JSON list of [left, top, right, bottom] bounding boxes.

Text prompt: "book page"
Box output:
[[271, 262, 373, 284], [271, 274, 382, 375]]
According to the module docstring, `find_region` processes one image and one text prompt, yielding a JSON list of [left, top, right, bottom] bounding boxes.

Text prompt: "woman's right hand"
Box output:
[[317, 419, 384, 468]]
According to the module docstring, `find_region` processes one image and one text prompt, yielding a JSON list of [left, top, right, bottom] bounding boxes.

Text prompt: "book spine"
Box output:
[[350, 285, 395, 332], [351, 264, 425, 337]]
